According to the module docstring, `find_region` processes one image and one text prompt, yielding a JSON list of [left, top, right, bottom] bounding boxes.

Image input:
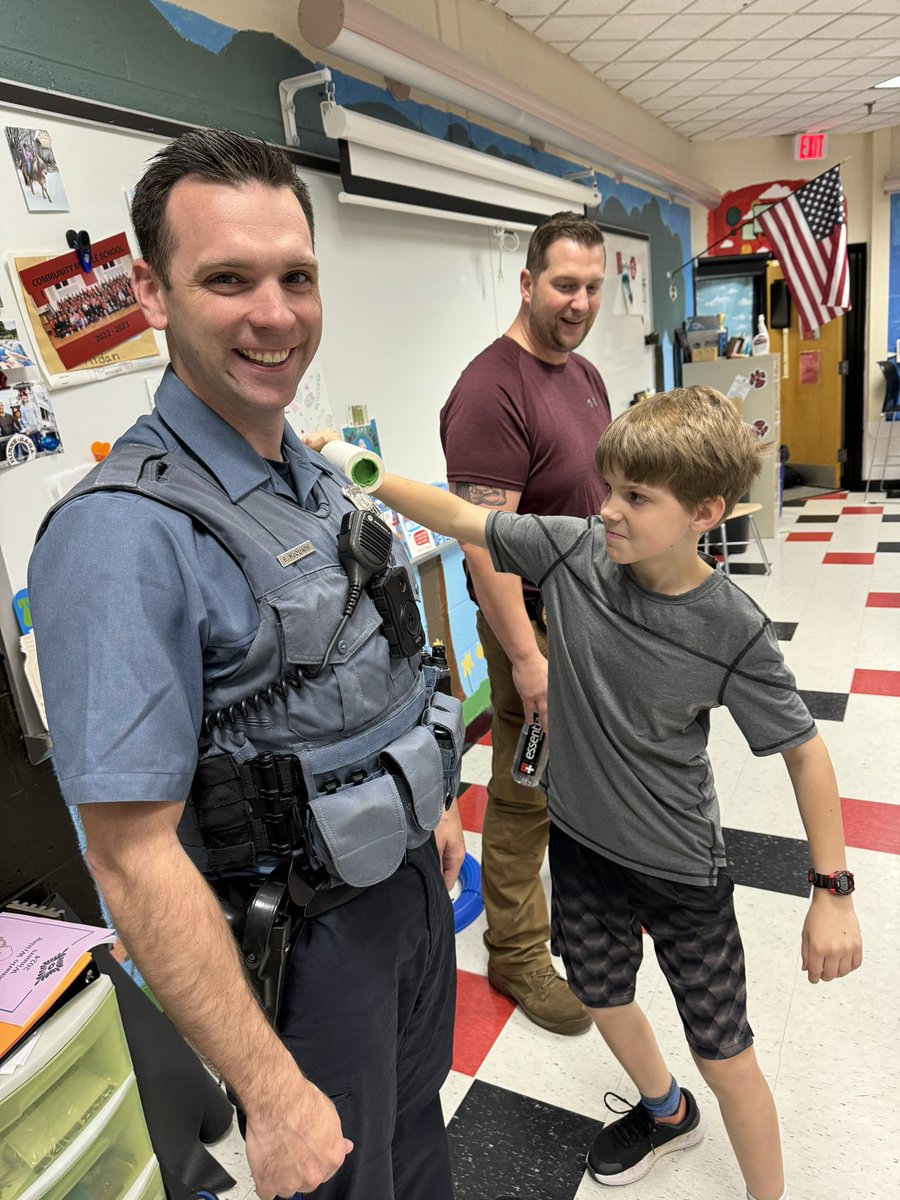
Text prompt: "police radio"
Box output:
[[337, 510, 426, 659]]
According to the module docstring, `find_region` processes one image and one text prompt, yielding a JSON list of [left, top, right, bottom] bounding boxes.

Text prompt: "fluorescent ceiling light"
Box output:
[[874, 75, 900, 88], [297, 0, 720, 208]]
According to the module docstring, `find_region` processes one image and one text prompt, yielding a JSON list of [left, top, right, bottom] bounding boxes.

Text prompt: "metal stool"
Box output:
[[704, 501, 771, 576], [864, 359, 900, 503]]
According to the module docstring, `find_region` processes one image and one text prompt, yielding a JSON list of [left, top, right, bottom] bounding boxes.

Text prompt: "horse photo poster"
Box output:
[[5, 126, 69, 213]]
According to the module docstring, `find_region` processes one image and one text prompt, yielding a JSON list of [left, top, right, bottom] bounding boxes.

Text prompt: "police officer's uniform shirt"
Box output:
[[29, 367, 330, 807]]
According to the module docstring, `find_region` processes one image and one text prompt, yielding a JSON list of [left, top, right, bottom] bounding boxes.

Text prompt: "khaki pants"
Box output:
[[476, 608, 551, 976]]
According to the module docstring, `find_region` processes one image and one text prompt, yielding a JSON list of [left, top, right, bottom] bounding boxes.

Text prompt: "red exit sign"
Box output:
[[794, 133, 828, 161]]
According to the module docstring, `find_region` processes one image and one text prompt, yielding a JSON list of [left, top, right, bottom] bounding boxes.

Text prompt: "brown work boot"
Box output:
[[488, 963, 592, 1035]]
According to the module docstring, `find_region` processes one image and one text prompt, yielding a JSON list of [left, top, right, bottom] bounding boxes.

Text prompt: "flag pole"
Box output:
[[667, 158, 851, 284]]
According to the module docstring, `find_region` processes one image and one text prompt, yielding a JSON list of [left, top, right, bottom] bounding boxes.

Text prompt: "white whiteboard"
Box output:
[[593, 227, 656, 418], [0, 101, 619, 593]]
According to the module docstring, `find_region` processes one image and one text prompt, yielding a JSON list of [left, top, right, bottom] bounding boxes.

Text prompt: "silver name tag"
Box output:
[[277, 540, 315, 567]]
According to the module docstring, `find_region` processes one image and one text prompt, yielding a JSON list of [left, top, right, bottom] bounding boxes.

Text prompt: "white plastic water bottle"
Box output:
[[511, 715, 549, 788]]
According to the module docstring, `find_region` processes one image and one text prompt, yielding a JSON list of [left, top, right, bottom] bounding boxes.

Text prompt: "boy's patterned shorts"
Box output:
[[549, 823, 754, 1060]]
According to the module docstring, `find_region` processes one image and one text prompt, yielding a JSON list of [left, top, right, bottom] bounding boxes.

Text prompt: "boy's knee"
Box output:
[[692, 1044, 760, 1093]]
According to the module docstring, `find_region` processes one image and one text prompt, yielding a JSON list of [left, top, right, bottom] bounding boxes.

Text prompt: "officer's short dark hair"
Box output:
[[525, 211, 605, 278], [130, 129, 315, 287]]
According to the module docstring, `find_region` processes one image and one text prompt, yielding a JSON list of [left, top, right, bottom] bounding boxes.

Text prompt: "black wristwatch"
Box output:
[[807, 868, 855, 895]]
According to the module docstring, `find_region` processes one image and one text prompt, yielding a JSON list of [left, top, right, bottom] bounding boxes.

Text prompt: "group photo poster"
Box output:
[[10, 232, 162, 386]]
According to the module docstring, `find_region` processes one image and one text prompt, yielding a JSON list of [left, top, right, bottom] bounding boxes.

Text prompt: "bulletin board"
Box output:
[[593, 226, 656, 418]]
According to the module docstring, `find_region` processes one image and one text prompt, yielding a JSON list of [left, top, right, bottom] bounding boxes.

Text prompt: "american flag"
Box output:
[[758, 166, 850, 337]]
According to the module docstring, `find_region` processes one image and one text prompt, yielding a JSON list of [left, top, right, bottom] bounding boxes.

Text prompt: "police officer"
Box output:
[[29, 130, 464, 1200]]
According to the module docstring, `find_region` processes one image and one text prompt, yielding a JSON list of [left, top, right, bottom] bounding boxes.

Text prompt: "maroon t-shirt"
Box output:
[[440, 335, 611, 594]]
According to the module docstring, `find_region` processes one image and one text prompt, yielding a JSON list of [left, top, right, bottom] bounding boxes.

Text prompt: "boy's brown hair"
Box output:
[[594, 386, 767, 516]]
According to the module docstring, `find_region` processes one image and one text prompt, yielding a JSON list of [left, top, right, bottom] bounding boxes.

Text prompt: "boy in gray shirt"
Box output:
[[311, 386, 862, 1200]]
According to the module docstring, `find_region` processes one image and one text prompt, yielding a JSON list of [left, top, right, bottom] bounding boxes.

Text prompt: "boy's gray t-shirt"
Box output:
[[486, 511, 817, 886]]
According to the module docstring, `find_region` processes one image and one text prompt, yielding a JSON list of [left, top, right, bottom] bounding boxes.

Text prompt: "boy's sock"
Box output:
[[747, 1190, 789, 1200], [640, 1075, 683, 1121]]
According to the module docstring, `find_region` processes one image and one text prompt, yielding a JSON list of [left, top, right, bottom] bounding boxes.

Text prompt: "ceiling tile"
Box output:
[[617, 0, 687, 12], [685, 0, 757, 12], [568, 39, 636, 62], [639, 61, 702, 80], [647, 13, 734, 39], [679, 60, 753, 79], [596, 62, 647, 82], [619, 78, 681, 102], [554, 0, 628, 14], [535, 14, 606, 38], [796, 0, 869, 11], [817, 13, 896, 37], [590, 13, 672, 38], [619, 39, 693, 60], [766, 13, 844, 37], [853, 0, 900, 11], [547, 40, 580, 52], [734, 58, 793, 78], [496, 0, 560, 17], [773, 39, 846, 59], [495, 0, 557, 15], [721, 41, 781, 60], [662, 38, 747, 60], [512, 16, 544, 31]]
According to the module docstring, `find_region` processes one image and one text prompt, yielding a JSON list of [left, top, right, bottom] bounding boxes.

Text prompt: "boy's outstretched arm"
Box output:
[[375, 473, 491, 549], [782, 733, 862, 985]]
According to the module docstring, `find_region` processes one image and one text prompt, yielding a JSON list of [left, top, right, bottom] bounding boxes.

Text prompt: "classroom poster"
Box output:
[[10, 234, 162, 387]]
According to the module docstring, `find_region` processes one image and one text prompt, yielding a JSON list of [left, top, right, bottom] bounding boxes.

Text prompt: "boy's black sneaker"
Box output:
[[586, 1088, 705, 1186]]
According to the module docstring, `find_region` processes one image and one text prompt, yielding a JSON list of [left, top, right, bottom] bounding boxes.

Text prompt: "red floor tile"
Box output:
[[867, 592, 900, 608], [850, 669, 900, 697], [787, 531, 833, 542], [842, 506, 883, 515], [808, 492, 848, 500], [458, 784, 488, 834], [452, 969, 515, 1076], [477, 731, 492, 746], [841, 797, 900, 856], [823, 552, 876, 565]]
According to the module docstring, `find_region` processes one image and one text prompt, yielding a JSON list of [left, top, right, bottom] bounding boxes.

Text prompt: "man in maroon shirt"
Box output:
[[440, 213, 611, 1035]]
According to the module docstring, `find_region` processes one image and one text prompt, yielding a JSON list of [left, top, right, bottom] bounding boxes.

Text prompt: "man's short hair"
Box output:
[[594, 386, 767, 515], [130, 129, 315, 287], [525, 211, 605, 277]]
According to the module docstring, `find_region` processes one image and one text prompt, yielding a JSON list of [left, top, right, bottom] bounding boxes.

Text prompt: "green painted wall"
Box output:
[[0, 0, 333, 159]]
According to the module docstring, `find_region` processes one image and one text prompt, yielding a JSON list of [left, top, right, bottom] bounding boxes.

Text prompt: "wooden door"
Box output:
[[767, 262, 844, 488]]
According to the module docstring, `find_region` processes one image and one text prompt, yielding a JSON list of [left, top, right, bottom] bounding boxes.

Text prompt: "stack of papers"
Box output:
[[0, 913, 115, 1062]]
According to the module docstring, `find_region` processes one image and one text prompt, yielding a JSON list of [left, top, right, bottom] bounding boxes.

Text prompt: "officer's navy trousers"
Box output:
[[278, 838, 457, 1199]]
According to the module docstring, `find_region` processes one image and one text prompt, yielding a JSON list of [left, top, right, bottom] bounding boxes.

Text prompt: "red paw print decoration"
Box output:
[[748, 369, 767, 389], [751, 419, 770, 440]]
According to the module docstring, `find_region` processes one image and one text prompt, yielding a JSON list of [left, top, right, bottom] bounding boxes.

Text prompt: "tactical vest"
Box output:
[[37, 442, 464, 888]]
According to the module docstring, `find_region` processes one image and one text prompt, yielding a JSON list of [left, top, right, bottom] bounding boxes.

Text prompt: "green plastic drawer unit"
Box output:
[[122, 1159, 165, 1200], [0, 977, 132, 1199], [18, 1076, 152, 1200]]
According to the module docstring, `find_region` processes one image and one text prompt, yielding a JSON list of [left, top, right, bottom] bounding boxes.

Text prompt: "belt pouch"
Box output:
[[425, 692, 465, 800], [379, 724, 445, 846], [308, 773, 407, 888]]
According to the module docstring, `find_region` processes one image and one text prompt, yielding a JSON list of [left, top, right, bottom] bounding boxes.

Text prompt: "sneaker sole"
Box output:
[[585, 1113, 706, 1187]]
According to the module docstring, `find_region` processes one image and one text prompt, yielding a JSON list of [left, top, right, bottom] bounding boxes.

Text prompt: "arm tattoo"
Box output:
[[453, 482, 508, 508]]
